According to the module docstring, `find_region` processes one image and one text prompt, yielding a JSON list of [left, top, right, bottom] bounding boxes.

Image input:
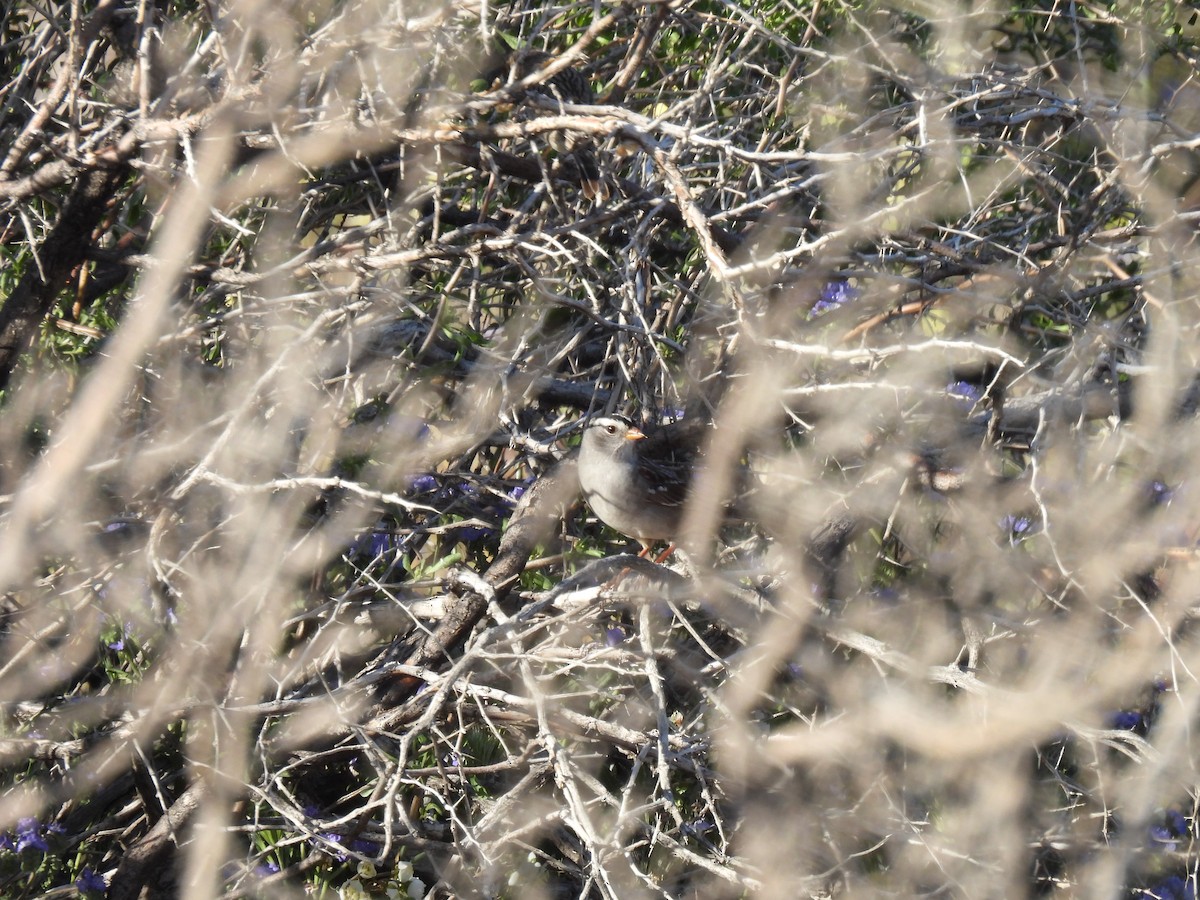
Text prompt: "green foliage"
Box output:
[[1, 0, 1199, 896]]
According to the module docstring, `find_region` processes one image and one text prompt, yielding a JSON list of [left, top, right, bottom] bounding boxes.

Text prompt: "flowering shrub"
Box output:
[[2, 0, 1200, 896]]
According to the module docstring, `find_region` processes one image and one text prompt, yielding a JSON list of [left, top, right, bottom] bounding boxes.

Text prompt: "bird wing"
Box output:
[[636, 420, 706, 508]]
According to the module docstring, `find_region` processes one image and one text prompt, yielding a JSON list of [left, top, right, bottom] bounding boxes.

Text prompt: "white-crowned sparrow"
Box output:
[[506, 49, 606, 200], [578, 415, 705, 560]]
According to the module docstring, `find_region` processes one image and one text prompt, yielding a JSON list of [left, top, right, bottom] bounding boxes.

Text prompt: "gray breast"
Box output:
[[579, 439, 679, 544]]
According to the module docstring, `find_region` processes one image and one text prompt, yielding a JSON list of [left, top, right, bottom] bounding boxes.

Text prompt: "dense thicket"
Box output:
[[2, 0, 1199, 897]]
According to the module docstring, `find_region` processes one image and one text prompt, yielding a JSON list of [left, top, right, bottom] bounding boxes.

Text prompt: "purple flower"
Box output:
[[1148, 480, 1175, 507], [319, 832, 349, 862], [368, 531, 395, 558], [946, 380, 984, 407], [683, 817, 715, 836], [409, 473, 438, 493], [1138, 875, 1196, 900], [500, 484, 530, 513], [1149, 810, 1190, 850], [108, 621, 134, 651], [0, 833, 13, 851], [1168, 809, 1189, 834], [1149, 825, 1174, 845], [315, 830, 378, 862], [76, 869, 107, 893], [15, 817, 48, 852], [811, 279, 859, 316], [1001, 514, 1036, 544], [871, 586, 901, 604], [454, 525, 494, 542], [348, 528, 402, 560], [347, 837, 379, 855], [1109, 710, 1143, 731], [605, 626, 627, 647], [254, 861, 281, 876]]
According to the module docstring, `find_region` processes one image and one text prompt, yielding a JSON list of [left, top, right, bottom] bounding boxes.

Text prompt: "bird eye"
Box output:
[[605, 424, 617, 435]]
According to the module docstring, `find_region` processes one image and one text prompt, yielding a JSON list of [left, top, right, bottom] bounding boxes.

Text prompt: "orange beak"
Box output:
[[625, 427, 646, 441]]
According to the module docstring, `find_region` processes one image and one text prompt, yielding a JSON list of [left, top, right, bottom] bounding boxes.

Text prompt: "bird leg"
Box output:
[[652, 544, 676, 564], [631, 541, 675, 565]]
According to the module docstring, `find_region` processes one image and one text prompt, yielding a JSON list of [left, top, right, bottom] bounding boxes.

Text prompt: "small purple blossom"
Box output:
[[368, 531, 396, 558], [1148, 827, 1178, 849], [319, 832, 348, 862], [454, 524, 494, 542], [0, 833, 13, 851], [683, 817, 715, 837], [946, 380, 984, 407], [605, 626, 627, 647], [1149, 810, 1190, 850], [1138, 875, 1196, 900], [107, 622, 131, 651], [315, 831, 379, 862], [1148, 480, 1175, 507], [348, 528, 403, 560], [1168, 809, 1189, 834], [1001, 514, 1036, 544], [1109, 710, 1143, 731], [501, 481, 532, 512], [254, 861, 281, 877], [15, 817, 48, 853], [76, 869, 107, 893], [871, 585, 901, 604], [409, 473, 438, 493], [811, 279, 859, 316]]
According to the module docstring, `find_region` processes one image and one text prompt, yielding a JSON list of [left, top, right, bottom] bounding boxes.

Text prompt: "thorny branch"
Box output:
[[2, 0, 1200, 897]]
